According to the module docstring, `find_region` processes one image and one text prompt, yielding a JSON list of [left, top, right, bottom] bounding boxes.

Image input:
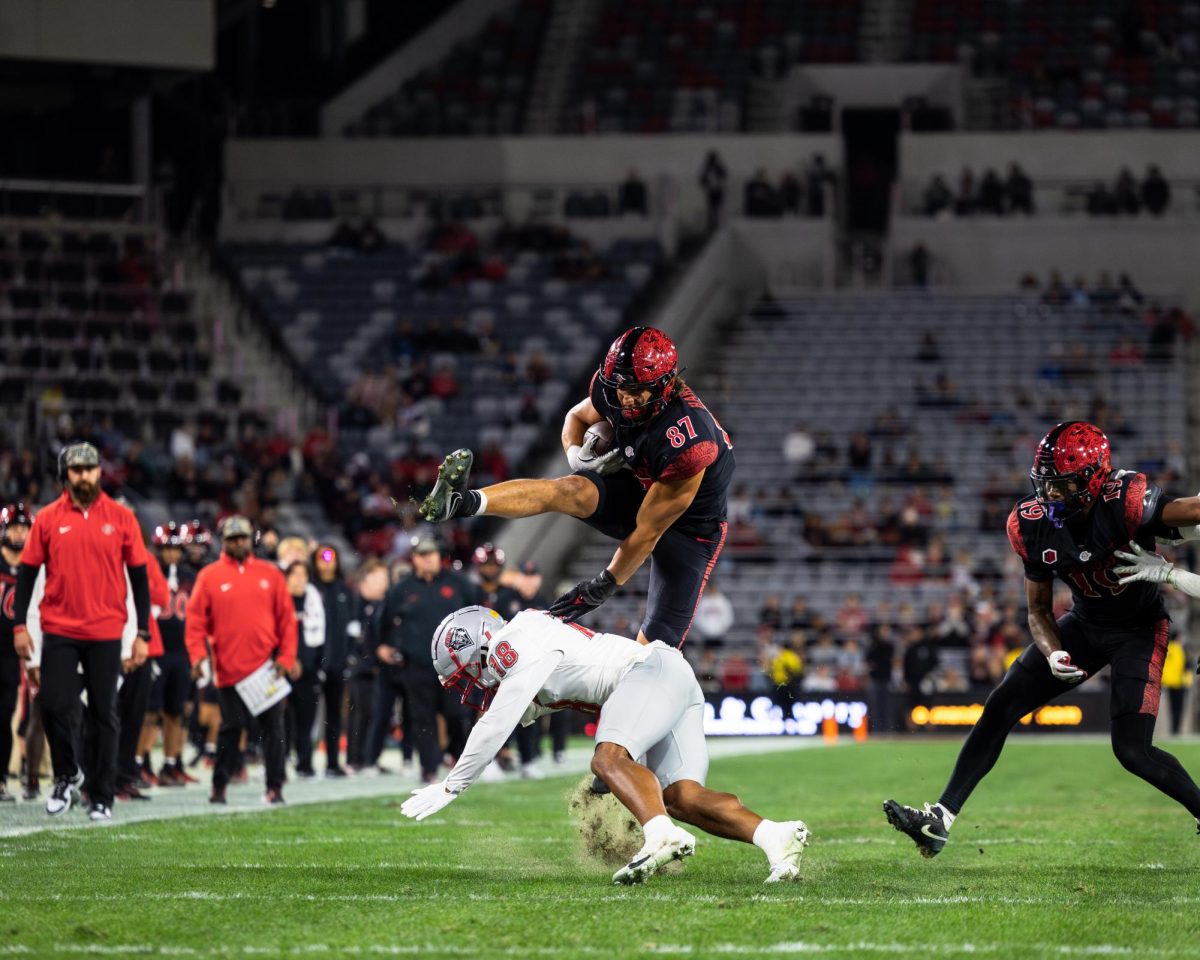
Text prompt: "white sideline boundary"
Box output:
[[0, 737, 819, 839]]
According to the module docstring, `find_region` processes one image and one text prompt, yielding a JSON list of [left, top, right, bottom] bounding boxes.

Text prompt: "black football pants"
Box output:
[[116, 660, 153, 787], [0, 649, 19, 781], [938, 615, 1200, 819], [40, 635, 121, 806], [214, 687, 285, 792]]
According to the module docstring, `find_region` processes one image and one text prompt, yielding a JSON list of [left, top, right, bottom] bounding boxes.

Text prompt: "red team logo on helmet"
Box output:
[[1030, 421, 1112, 527], [598, 326, 680, 424]]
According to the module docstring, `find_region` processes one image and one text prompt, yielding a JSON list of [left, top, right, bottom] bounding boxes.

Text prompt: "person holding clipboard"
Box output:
[[185, 516, 299, 806]]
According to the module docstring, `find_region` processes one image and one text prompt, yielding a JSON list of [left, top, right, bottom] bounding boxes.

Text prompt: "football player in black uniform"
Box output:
[[885, 422, 1200, 857], [145, 521, 199, 786], [0, 503, 34, 802], [418, 326, 735, 650]]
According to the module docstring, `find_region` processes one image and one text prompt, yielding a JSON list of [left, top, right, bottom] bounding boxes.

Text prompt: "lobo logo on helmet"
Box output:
[[1043, 549, 1058, 564], [445, 627, 474, 653]]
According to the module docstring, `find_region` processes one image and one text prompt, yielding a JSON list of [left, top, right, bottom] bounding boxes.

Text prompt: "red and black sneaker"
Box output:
[[209, 785, 227, 805]]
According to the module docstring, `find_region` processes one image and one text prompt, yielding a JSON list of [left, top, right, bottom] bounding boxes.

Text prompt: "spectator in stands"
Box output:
[[780, 172, 803, 216], [1006, 163, 1034, 215], [954, 168, 976, 216], [901, 624, 938, 725], [525, 349, 552, 385], [1141, 165, 1171, 216], [759, 594, 785, 631], [359, 219, 387, 253], [428, 362, 460, 400], [782, 422, 815, 475], [865, 624, 896, 732], [699, 151, 728, 232], [345, 559, 388, 773], [618, 170, 648, 216], [923, 175, 953, 218], [1087, 180, 1117, 216], [769, 636, 804, 706], [967, 641, 1003, 692], [977, 168, 1005, 215], [517, 393, 541, 425], [693, 579, 734, 647], [744, 169, 780, 217], [910, 243, 930, 289], [836, 593, 870, 637], [1114, 167, 1141, 215], [806, 154, 834, 217], [311, 544, 352, 777], [328, 221, 361, 256], [788, 597, 814, 632]]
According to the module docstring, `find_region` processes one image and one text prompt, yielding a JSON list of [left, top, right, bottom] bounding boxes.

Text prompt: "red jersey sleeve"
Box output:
[[184, 570, 212, 666], [658, 441, 718, 482], [21, 514, 48, 567], [123, 511, 150, 567]]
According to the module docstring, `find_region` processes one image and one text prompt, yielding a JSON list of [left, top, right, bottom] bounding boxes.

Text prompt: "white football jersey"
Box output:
[[494, 609, 650, 714]]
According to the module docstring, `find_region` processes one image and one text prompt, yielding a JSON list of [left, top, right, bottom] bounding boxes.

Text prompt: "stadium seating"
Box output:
[[348, 0, 551, 137], [0, 224, 214, 444], [567, 293, 1188, 669], [560, 0, 859, 133], [224, 227, 663, 551], [911, 0, 1200, 129]]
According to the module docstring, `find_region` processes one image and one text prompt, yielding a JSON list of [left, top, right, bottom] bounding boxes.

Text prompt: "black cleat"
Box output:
[[883, 799, 950, 859], [418, 449, 474, 522]]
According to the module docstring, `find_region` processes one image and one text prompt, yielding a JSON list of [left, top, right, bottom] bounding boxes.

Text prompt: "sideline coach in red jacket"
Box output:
[[185, 515, 298, 805], [12, 442, 151, 822]]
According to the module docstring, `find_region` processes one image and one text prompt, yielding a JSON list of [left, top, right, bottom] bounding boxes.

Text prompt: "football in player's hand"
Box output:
[[584, 420, 615, 456]]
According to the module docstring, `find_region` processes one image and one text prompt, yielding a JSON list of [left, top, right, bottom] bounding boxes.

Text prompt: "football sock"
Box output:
[[453, 490, 485, 519], [936, 805, 956, 827], [751, 819, 780, 853], [642, 814, 675, 844]]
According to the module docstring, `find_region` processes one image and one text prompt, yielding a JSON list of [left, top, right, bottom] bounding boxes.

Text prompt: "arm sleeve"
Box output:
[[12, 562, 40, 627], [25, 569, 44, 667], [184, 573, 211, 666], [1167, 566, 1200, 600], [443, 651, 564, 793], [128, 564, 150, 632], [275, 576, 299, 669]]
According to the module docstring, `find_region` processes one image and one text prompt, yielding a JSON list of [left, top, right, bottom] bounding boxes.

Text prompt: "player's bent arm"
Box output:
[[1161, 496, 1200, 538], [562, 396, 605, 455], [1024, 578, 1063, 659], [443, 651, 564, 794], [608, 471, 704, 585]]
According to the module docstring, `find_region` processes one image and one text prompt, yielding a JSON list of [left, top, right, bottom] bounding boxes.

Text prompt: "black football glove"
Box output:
[[548, 569, 618, 623]]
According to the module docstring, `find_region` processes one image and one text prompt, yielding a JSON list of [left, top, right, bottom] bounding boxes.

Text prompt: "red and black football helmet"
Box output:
[[597, 326, 680, 425], [1030, 421, 1112, 527], [0, 502, 34, 551], [153, 520, 188, 548], [473, 542, 505, 568]]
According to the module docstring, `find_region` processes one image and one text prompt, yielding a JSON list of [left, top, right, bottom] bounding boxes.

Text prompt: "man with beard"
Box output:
[[12, 442, 152, 821]]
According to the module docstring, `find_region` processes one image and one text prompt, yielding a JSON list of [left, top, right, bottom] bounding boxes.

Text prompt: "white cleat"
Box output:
[[520, 762, 545, 781], [764, 820, 811, 884], [612, 827, 696, 885]]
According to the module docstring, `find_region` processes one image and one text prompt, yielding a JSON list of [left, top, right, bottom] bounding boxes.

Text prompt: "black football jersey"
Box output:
[[590, 376, 735, 535], [1007, 470, 1177, 625], [157, 560, 197, 651]]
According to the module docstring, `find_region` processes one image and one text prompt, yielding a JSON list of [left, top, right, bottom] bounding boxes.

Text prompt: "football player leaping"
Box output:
[[415, 326, 734, 649], [400, 605, 810, 886], [884, 422, 1200, 857]]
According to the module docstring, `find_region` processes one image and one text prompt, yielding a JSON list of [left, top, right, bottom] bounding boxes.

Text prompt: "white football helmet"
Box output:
[[431, 605, 508, 712]]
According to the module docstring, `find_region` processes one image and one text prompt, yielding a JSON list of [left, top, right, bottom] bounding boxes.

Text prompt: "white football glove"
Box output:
[[400, 781, 460, 821], [567, 434, 626, 476], [1113, 542, 1174, 585], [1048, 649, 1088, 684]]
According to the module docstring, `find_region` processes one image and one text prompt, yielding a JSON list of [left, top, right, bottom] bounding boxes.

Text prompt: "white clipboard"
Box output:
[[234, 659, 292, 716]]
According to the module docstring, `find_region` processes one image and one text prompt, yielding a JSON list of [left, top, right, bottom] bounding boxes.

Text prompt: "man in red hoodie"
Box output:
[[185, 515, 299, 805]]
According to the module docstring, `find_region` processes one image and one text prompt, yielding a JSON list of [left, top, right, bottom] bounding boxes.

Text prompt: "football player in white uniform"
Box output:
[[400, 605, 810, 885]]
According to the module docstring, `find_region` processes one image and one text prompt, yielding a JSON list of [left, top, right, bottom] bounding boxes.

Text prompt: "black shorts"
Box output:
[[1014, 612, 1169, 718], [151, 647, 193, 717], [575, 470, 727, 648]]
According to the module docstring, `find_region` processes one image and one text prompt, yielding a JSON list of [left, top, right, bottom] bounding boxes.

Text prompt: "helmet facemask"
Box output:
[[432, 607, 507, 713], [1030, 421, 1111, 529]]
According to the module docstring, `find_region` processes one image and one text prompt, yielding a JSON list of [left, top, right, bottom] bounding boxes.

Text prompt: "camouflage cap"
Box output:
[[221, 515, 254, 540], [62, 442, 100, 470]]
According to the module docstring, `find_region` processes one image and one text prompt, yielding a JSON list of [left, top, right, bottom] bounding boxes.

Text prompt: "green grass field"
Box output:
[[3, 738, 1200, 959]]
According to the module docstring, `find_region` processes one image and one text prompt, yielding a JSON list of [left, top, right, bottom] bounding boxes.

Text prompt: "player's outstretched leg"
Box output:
[[591, 743, 696, 885], [664, 779, 810, 883], [417, 449, 474, 522]]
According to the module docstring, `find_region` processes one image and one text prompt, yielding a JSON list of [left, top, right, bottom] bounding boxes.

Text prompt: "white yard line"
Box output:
[[0, 738, 821, 840]]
